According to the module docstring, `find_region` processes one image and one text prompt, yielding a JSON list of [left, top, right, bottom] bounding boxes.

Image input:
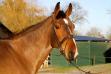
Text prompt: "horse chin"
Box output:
[[64, 51, 78, 64], [67, 57, 78, 64], [60, 39, 78, 64]]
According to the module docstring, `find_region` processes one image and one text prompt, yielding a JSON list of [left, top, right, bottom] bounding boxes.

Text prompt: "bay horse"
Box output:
[[0, 2, 78, 74]]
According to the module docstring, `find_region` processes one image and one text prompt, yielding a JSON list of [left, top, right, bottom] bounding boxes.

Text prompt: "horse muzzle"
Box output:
[[63, 38, 78, 63]]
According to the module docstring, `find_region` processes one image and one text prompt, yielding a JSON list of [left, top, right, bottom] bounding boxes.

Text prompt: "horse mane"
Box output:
[[0, 22, 13, 39], [11, 16, 53, 39], [0, 10, 66, 40], [0, 16, 52, 40]]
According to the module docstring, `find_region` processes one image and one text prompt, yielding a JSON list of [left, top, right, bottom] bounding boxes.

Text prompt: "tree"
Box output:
[[106, 27, 111, 39], [86, 27, 104, 38], [70, 1, 87, 36], [0, 0, 45, 33], [71, 1, 87, 24], [74, 30, 82, 36]]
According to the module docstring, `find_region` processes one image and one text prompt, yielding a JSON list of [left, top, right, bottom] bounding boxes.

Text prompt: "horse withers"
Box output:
[[0, 2, 78, 74]]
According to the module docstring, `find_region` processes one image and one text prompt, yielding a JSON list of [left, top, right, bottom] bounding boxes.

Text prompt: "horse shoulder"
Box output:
[[0, 40, 31, 74]]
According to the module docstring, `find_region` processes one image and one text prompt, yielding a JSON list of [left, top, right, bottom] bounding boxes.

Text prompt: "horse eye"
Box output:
[[55, 26, 59, 29], [55, 24, 61, 29]]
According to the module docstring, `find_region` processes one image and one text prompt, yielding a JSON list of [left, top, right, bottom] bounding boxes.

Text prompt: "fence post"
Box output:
[[92, 56, 95, 65]]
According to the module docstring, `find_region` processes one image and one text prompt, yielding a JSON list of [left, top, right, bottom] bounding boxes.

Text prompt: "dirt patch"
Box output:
[[38, 64, 111, 74]]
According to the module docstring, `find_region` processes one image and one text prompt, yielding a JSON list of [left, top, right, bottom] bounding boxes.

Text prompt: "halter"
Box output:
[[54, 28, 74, 54], [52, 18, 74, 55], [59, 34, 73, 46], [59, 34, 73, 54]]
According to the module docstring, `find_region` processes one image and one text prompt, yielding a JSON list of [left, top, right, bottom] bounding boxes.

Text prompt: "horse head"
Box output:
[[51, 2, 78, 63]]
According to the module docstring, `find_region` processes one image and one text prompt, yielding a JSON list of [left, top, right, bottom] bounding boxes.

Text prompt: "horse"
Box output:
[[0, 23, 13, 39], [0, 2, 78, 74]]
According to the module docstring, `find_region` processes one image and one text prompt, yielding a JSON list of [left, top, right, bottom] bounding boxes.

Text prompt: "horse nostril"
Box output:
[[69, 51, 74, 61]]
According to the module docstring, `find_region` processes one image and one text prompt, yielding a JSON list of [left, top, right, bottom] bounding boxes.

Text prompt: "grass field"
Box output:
[[38, 63, 111, 74]]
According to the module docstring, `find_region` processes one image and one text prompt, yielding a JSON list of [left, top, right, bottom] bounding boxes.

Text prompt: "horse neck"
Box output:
[[9, 16, 53, 73]]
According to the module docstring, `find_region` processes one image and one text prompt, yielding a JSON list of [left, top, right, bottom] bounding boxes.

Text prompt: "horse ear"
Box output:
[[65, 3, 72, 17], [53, 2, 60, 18]]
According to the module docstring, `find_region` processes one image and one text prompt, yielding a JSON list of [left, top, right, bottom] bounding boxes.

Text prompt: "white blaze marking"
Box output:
[[63, 19, 72, 34], [63, 19, 68, 24], [73, 39, 78, 58]]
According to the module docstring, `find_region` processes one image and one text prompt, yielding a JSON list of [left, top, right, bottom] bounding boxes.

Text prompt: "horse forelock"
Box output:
[[56, 10, 66, 19]]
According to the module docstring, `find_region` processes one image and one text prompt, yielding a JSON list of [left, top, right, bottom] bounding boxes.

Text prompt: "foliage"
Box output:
[[0, 0, 46, 33], [70, 1, 87, 36], [106, 27, 111, 40], [74, 30, 82, 36], [86, 27, 104, 38], [71, 2, 87, 24]]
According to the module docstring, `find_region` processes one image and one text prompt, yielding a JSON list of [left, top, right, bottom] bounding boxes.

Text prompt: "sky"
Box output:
[[0, 0, 111, 35], [78, 0, 111, 35], [26, 0, 111, 35]]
